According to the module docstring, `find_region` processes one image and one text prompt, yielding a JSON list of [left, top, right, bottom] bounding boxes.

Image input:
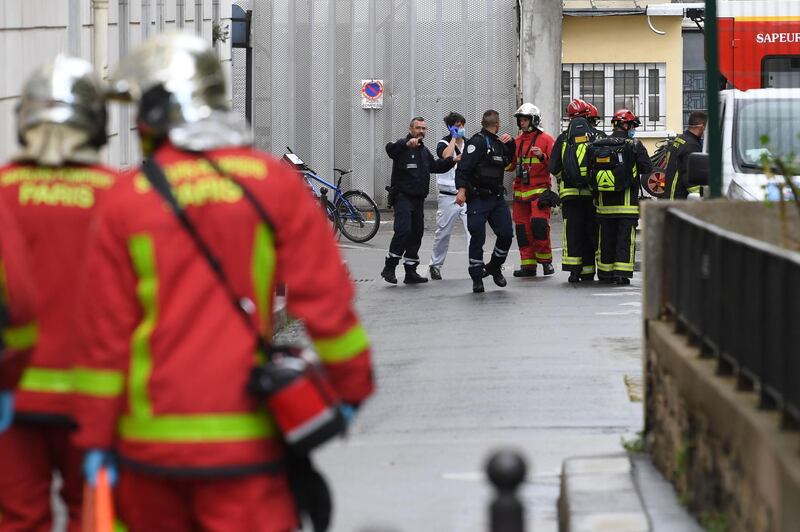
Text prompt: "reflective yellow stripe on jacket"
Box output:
[[514, 187, 548, 200], [120, 233, 279, 443]]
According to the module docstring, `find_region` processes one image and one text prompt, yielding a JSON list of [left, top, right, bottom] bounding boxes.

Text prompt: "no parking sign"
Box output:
[[360, 79, 384, 109]]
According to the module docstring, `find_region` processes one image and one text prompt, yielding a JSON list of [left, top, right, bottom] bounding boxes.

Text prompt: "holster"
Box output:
[[385, 185, 398, 208]]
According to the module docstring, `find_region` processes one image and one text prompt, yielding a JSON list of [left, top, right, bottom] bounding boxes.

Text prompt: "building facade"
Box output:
[[0, 0, 233, 168]]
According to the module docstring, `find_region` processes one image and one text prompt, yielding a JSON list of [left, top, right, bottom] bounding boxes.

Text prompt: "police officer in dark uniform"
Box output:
[[664, 111, 706, 200], [382, 117, 456, 284], [455, 110, 516, 293]]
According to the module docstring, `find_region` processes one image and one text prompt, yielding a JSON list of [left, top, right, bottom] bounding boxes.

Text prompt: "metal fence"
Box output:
[[238, 0, 520, 206], [662, 208, 800, 427]]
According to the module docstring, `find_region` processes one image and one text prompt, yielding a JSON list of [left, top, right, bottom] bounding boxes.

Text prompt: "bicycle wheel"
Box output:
[[335, 190, 380, 243], [321, 197, 341, 236]]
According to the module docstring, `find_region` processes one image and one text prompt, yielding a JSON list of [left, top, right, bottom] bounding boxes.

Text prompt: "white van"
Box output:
[[717, 88, 800, 200]]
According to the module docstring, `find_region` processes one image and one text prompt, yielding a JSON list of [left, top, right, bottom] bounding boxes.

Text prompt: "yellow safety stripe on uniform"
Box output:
[[560, 142, 589, 178], [581, 265, 596, 275], [559, 187, 593, 199], [19, 368, 73, 393], [115, 520, 128, 532], [597, 206, 640, 215], [119, 412, 277, 443], [252, 223, 276, 333], [521, 157, 541, 164], [613, 226, 636, 272], [128, 235, 158, 419], [313, 323, 370, 364], [535, 252, 552, 261], [597, 262, 615, 272], [514, 188, 548, 199], [563, 257, 583, 266], [687, 186, 701, 194], [2, 322, 38, 350], [74, 367, 125, 397], [520, 259, 537, 266], [562, 219, 569, 260], [614, 263, 635, 272]]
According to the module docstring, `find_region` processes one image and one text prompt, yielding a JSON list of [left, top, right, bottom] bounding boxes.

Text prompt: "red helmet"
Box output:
[[587, 103, 600, 119], [566, 98, 591, 119], [611, 109, 641, 127]]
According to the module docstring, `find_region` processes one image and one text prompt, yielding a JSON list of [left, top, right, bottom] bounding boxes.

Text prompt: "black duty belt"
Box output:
[[438, 190, 458, 196]]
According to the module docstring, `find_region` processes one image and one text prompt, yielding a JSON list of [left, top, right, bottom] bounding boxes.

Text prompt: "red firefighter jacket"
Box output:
[[509, 129, 556, 202], [0, 199, 37, 390], [72, 143, 374, 474], [0, 163, 116, 418]]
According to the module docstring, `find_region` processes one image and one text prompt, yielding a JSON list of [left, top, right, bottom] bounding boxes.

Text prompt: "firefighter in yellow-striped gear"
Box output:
[[593, 109, 652, 286], [549, 98, 606, 283]]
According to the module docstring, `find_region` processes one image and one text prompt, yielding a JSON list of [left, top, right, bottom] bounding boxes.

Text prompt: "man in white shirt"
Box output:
[[429, 112, 467, 280]]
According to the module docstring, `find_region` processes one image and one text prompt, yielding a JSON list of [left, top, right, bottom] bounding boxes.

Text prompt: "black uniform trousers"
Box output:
[[597, 217, 638, 280], [386, 194, 425, 269], [466, 193, 513, 279], [561, 197, 598, 277]]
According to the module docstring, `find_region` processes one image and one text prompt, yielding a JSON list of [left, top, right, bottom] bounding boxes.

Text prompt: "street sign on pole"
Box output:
[[360, 80, 384, 109]]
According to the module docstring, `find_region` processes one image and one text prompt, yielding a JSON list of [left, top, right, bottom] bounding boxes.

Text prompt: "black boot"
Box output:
[[403, 266, 428, 284], [472, 277, 485, 293], [380, 264, 397, 284], [580, 274, 595, 282], [598, 276, 615, 285], [513, 267, 536, 278], [568, 272, 581, 283], [429, 265, 442, 280], [483, 260, 507, 287], [615, 276, 631, 286], [542, 263, 555, 276]]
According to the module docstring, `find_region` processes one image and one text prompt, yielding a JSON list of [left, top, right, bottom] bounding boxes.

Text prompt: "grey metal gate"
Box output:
[[236, 0, 519, 206]]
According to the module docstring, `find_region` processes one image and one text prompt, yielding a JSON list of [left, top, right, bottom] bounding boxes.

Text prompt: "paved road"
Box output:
[[316, 212, 644, 532]]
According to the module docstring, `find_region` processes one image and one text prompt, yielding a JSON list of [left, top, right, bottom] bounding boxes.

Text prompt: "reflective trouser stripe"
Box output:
[[3, 322, 37, 350], [536, 252, 552, 260], [581, 265, 596, 275], [119, 412, 278, 442], [19, 368, 73, 393], [520, 259, 537, 266], [313, 323, 370, 364]]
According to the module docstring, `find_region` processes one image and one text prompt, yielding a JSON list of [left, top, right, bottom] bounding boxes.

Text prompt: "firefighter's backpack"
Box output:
[[587, 137, 636, 192], [561, 117, 594, 188]]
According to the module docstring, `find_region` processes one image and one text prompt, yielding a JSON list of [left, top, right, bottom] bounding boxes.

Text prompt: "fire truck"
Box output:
[[718, 0, 800, 90]]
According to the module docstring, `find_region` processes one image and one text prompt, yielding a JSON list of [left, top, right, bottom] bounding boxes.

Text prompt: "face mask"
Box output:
[[457, 127, 466, 138], [627, 129, 636, 139]]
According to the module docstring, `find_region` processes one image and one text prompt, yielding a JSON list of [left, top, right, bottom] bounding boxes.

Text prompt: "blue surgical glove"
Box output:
[[0, 392, 14, 433], [448, 125, 459, 138], [83, 449, 118, 487], [340, 403, 358, 426]]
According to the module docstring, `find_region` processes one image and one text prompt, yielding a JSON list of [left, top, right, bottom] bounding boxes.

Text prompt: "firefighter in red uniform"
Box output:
[[72, 34, 374, 532], [0, 55, 114, 532], [0, 198, 38, 427], [508, 103, 557, 277]]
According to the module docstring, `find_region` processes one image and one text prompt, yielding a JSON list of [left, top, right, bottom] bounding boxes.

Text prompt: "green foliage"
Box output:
[[674, 445, 689, 477], [212, 21, 230, 45], [759, 135, 800, 217], [701, 510, 730, 532], [621, 431, 646, 453]]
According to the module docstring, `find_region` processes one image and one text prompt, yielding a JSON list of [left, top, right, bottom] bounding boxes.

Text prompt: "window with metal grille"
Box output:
[[561, 63, 667, 133]]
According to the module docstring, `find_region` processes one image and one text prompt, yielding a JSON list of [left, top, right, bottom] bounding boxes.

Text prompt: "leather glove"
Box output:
[[83, 449, 118, 487], [0, 392, 14, 433]]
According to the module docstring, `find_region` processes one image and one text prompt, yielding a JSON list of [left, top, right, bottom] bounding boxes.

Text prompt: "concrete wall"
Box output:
[[642, 201, 800, 532], [561, 14, 683, 154], [0, 0, 231, 170], [520, 0, 562, 137]]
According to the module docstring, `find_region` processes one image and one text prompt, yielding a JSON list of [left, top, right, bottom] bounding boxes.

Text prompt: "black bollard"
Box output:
[[486, 450, 528, 532]]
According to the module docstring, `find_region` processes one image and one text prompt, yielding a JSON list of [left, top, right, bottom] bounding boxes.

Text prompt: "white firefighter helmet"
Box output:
[[108, 32, 250, 152], [514, 102, 541, 130], [16, 54, 108, 148]]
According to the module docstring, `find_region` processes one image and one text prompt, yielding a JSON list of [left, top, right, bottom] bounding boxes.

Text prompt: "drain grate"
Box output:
[[353, 279, 375, 283]]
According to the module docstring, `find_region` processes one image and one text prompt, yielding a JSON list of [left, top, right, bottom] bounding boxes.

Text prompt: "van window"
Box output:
[[735, 99, 800, 170], [762, 56, 800, 88]]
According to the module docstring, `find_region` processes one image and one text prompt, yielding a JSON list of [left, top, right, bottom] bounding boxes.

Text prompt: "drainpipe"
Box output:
[[92, 0, 109, 78]]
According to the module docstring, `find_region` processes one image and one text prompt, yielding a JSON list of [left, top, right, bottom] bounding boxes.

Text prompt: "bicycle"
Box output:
[[283, 148, 381, 243]]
